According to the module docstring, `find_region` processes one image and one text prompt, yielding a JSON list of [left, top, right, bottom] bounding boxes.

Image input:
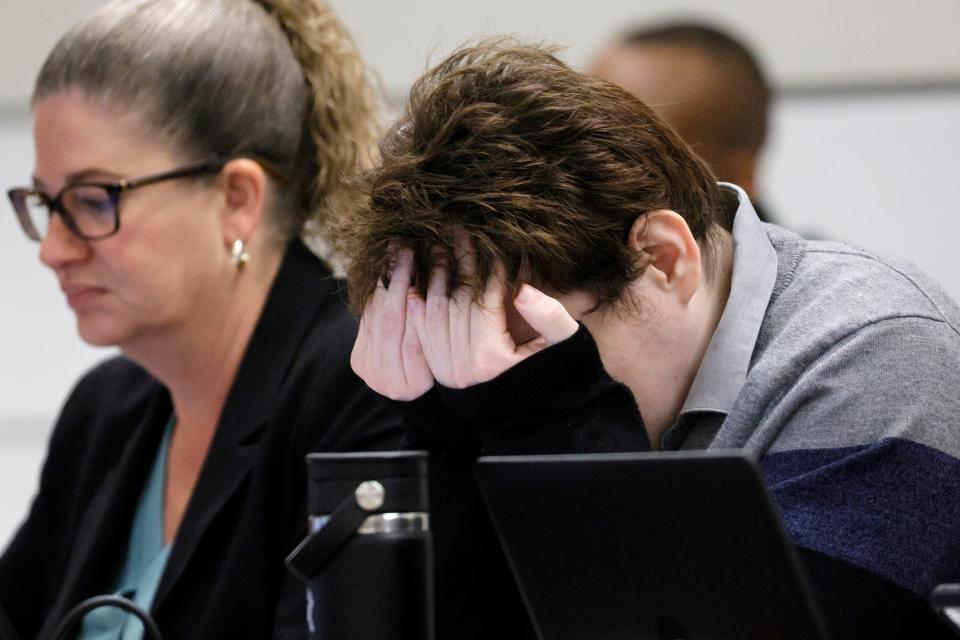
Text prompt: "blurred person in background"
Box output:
[[0, 0, 401, 638], [589, 21, 776, 222], [347, 39, 960, 639]]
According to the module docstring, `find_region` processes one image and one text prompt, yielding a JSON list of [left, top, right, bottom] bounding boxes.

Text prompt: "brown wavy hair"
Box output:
[[344, 38, 729, 313]]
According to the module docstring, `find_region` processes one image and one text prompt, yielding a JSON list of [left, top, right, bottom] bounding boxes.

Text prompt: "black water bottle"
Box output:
[[286, 451, 434, 640]]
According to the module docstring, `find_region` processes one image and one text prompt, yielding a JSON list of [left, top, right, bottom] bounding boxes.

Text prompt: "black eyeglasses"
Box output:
[[7, 158, 228, 242]]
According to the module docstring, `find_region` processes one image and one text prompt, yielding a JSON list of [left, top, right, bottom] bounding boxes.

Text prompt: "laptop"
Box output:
[[475, 451, 829, 640]]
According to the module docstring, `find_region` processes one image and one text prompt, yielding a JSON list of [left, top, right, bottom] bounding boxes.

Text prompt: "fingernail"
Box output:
[[516, 284, 534, 303]]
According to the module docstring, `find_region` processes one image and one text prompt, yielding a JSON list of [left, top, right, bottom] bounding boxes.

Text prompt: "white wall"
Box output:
[[0, 111, 113, 545], [329, 0, 960, 92], [0, 114, 111, 428], [765, 90, 960, 293], [2, 0, 960, 109], [1, 0, 959, 545]]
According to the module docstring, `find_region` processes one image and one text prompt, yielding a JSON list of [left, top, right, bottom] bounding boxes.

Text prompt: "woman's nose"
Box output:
[[39, 213, 91, 269]]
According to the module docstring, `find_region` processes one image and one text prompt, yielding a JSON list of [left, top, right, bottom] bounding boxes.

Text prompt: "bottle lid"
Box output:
[[306, 451, 429, 515]]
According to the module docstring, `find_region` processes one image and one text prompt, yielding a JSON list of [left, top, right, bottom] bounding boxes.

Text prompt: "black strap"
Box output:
[[286, 489, 371, 582], [48, 595, 163, 640]]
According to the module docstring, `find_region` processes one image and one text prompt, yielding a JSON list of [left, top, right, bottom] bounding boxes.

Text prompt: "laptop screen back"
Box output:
[[475, 451, 828, 640]]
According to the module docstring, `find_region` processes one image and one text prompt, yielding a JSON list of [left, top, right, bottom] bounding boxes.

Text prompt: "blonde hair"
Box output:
[[255, 0, 381, 242]]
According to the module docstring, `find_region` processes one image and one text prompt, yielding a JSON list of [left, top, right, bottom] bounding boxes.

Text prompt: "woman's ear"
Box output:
[[218, 158, 268, 248], [626, 210, 702, 304]]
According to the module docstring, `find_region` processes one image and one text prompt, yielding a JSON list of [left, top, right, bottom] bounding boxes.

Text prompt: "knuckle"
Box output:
[[426, 295, 446, 316], [379, 309, 403, 337], [431, 362, 452, 387], [402, 337, 424, 359], [450, 362, 471, 389], [546, 303, 567, 323], [471, 349, 495, 374], [472, 349, 505, 383], [366, 379, 388, 398], [382, 381, 404, 401], [540, 298, 568, 322], [537, 294, 561, 313], [426, 303, 446, 327]]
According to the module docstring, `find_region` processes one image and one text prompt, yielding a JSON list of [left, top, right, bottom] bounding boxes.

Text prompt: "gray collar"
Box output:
[[674, 183, 778, 419]]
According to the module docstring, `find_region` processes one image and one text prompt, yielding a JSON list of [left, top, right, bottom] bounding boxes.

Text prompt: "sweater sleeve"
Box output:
[[400, 324, 651, 455]]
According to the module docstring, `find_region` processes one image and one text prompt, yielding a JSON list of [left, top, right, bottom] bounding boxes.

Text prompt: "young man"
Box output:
[[346, 40, 960, 639]]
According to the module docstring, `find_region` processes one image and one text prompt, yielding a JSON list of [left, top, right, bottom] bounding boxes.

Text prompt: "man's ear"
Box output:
[[627, 210, 702, 304], [217, 158, 268, 249]]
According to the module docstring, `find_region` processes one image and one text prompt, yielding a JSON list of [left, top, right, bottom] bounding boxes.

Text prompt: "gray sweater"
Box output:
[[673, 189, 960, 601], [404, 186, 960, 638]]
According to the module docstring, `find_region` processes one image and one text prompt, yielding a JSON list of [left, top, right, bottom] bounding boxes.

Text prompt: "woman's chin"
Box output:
[[75, 318, 124, 348]]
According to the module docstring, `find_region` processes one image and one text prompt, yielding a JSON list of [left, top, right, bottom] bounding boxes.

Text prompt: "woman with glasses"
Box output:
[[0, 1, 401, 638]]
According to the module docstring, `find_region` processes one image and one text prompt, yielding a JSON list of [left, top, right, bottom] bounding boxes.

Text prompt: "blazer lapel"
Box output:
[[153, 241, 337, 609], [40, 387, 171, 637]]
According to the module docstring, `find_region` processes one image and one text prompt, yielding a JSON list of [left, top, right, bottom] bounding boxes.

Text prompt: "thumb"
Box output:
[[513, 284, 578, 346]]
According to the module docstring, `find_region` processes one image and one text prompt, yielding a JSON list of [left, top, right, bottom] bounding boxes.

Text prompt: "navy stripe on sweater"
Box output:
[[761, 437, 960, 596]]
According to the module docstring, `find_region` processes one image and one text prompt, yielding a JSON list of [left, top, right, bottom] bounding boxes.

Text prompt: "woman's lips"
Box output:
[[61, 283, 107, 311]]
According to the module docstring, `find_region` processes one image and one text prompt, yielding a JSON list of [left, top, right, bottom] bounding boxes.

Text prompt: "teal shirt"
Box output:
[[77, 419, 174, 640]]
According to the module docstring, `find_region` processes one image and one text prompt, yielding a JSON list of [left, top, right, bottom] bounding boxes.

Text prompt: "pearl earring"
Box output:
[[231, 239, 251, 272]]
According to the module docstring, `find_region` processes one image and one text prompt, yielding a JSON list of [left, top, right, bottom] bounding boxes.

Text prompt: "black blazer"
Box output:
[[0, 241, 403, 639]]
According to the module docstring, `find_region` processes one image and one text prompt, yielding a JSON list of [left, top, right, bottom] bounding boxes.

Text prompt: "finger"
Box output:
[[386, 249, 413, 303], [471, 261, 509, 345], [422, 257, 452, 381], [381, 249, 413, 335], [448, 278, 473, 387], [350, 310, 371, 376], [379, 249, 414, 375], [481, 261, 507, 309], [401, 293, 435, 396], [351, 279, 385, 373], [452, 227, 477, 283], [448, 234, 477, 386], [513, 284, 579, 346]]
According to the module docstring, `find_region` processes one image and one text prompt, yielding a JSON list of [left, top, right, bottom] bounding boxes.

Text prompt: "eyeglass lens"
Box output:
[[13, 185, 117, 241]]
